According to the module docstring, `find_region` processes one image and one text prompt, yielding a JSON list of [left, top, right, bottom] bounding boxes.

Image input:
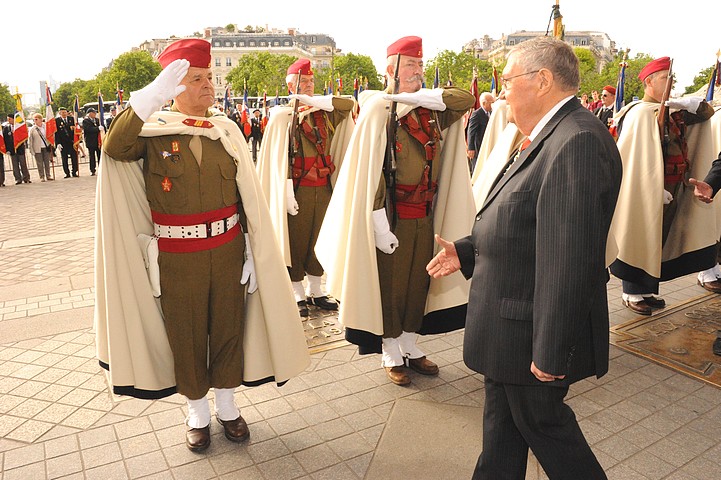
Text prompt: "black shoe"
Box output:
[[72, 174, 79, 177], [24, 180, 31, 184], [15, 181, 21, 185], [307, 295, 338, 311], [297, 300, 309, 317], [642, 296, 666, 309], [91, 172, 96, 176], [714, 333, 721, 356], [64, 174, 70, 178]]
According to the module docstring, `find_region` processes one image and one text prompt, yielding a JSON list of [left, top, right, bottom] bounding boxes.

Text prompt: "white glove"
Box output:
[[665, 97, 704, 115], [129, 59, 189, 122], [663, 189, 674, 205], [383, 88, 446, 111], [372, 208, 399, 254], [286, 179, 299, 215], [57, 144, 63, 152], [241, 233, 258, 294], [137, 234, 161, 297], [289, 94, 334, 112]]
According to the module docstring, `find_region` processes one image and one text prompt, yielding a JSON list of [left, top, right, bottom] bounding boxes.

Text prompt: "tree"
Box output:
[[0, 83, 16, 116], [226, 52, 298, 97], [53, 79, 95, 111], [225, 24, 235, 33], [330, 53, 383, 95], [424, 50, 498, 94], [96, 50, 161, 101], [686, 65, 715, 95]]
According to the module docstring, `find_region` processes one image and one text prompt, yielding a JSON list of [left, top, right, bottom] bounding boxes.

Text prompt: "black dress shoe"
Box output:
[[186, 425, 210, 452], [698, 278, 721, 294], [15, 181, 22, 185], [623, 299, 652, 315], [25, 180, 31, 183], [642, 296, 666, 309], [297, 300, 309, 317], [306, 295, 338, 311], [64, 174, 70, 178], [713, 332, 721, 356], [72, 174, 79, 177], [217, 415, 250, 442]]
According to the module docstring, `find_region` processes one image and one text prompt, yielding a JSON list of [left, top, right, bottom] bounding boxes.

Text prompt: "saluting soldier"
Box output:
[[256, 58, 355, 317], [610, 56, 719, 315], [97, 38, 309, 452], [315, 36, 475, 386]]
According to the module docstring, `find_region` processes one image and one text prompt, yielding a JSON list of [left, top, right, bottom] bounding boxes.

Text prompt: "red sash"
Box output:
[[152, 205, 240, 253]]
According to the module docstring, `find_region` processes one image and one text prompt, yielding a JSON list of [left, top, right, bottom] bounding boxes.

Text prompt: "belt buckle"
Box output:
[[205, 221, 213, 238]]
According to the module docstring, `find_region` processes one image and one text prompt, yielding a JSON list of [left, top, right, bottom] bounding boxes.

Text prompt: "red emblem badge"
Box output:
[[171, 141, 180, 153], [162, 176, 172, 192]]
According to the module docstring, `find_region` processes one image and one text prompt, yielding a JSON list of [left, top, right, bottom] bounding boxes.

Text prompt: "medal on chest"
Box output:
[[171, 141, 180, 153], [162, 176, 172, 192]]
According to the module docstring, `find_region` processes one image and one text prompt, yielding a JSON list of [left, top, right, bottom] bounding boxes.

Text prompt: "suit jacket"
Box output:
[[55, 116, 75, 146], [456, 97, 622, 386], [466, 107, 491, 160], [2, 123, 25, 154], [593, 105, 613, 128], [82, 116, 101, 147], [250, 117, 263, 139]]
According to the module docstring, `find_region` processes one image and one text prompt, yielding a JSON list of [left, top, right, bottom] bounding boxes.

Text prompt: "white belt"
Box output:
[[153, 213, 239, 239]]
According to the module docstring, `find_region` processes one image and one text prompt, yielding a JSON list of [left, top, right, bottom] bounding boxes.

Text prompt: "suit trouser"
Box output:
[[473, 377, 606, 480], [87, 144, 100, 173], [287, 184, 330, 282], [11, 153, 30, 182], [60, 143, 78, 176], [159, 233, 246, 400], [34, 151, 53, 179]]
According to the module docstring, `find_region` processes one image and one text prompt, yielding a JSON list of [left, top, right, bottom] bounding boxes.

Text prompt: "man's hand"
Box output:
[[286, 179, 299, 215], [530, 361, 566, 382], [240, 234, 258, 294], [426, 234, 461, 278], [129, 59, 189, 122], [663, 189, 673, 205], [372, 209, 398, 254], [689, 178, 714, 203], [467, 149, 476, 160]]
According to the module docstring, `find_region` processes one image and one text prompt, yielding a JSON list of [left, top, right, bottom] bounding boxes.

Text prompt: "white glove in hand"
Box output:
[[241, 233, 258, 294], [129, 59, 190, 122], [289, 94, 334, 112], [372, 208, 399, 254], [383, 88, 446, 111], [286, 179, 299, 215], [663, 189, 674, 205], [665, 97, 703, 115], [137, 234, 161, 297]]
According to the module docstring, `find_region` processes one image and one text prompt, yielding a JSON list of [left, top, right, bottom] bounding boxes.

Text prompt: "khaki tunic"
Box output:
[[104, 106, 246, 399], [288, 97, 354, 281], [373, 87, 474, 338]]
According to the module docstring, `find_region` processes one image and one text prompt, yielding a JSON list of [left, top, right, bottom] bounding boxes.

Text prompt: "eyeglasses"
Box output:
[[500, 70, 540, 88], [601, 93, 609, 97]]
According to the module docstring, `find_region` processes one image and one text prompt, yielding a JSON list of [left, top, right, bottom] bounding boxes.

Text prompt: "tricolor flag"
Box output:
[[262, 91, 268, 131], [353, 77, 359, 100], [12, 93, 28, 150], [336, 77, 343, 95], [491, 66, 499, 96], [73, 95, 82, 151], [116, 83, 124, 110], [223, 85, 232, 113], [470, 69, 480, 110], [433, 66, 440, 89], [706, 52, 720, 102], [98, 91, 105, 146], [241, 83, 250, 137], [45, 103, 57, 147], [614, 52, 628, 114], [45, 84, 53, 106]]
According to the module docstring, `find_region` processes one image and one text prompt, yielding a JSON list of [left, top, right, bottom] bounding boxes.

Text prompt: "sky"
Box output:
[[5, 0, 719, 105]]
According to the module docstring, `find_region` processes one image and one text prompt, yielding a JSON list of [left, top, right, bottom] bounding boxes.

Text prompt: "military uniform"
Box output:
[[104, 106, 247, 400]]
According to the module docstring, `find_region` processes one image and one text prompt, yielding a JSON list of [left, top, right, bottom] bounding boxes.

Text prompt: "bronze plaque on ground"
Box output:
[[303, 305, 348, 354], [610, 294, 721, 388]]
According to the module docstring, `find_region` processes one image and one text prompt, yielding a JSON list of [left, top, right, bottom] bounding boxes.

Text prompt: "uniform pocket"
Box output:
[[499, 298, 533, 321], [219, 160, 240, 206], [147, 157, 188, 210]]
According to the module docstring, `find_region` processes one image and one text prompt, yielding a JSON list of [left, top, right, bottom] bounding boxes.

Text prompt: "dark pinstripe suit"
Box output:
[[456, 97, 622, 479]]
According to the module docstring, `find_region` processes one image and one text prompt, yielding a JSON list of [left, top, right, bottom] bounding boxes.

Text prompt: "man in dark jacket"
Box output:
[[55, 108, 79, 177], [82, 108, 101, 175]]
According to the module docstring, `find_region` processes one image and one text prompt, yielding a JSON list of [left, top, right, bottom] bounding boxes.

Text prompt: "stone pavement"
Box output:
[[1, 161, 721, 480]]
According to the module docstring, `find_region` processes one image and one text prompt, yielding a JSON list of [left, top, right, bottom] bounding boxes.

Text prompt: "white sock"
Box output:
[[292, 281, 305, 302], [381, 337, 404, 367], [398, 331, 425, 359], [699, 267, 719, 283], [622, 293, 650, 303], [186, 396, 211, 428], [214, 388, 240, 422], [306, 275, 325, 297]]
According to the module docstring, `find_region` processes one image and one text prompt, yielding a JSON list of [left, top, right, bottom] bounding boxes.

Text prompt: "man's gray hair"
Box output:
[[509, 36, 579, 91]]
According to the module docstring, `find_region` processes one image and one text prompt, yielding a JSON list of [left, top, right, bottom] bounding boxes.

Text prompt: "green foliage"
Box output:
[[328, 53, 383, 95], [686, 65, 714, 95], [0, 83, 16, 116], [225, 24, 235, 33], [96, 51, 161, 99], [226, 52, 299, 96], [53, 79, 95, 111], [424, 50, 501, 94]]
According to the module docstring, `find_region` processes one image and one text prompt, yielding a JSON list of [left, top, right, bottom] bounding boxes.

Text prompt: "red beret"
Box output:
[[287, 58, 313, 76], [158, 39, 211, 69], [602, 85, 616, 95], [387, 36, 423, 58], [638, 56, 671, 81]]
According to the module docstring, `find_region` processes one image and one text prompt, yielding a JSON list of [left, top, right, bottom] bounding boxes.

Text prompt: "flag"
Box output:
[[353, 77, 359, 100], [614, 53, 628, 114], [470, 69, 480, 110], [45, 104, 57, 147], [223, 85, 232, 113], [446, 72, 453, 87], [262, 90, 268, 131], [706, 53, 720, 102], [241, 83, 250, 137], [551, 1, 565, 40], [98, 91, 105, 146], [490, 66, 499, 96], [323, 81, 328, 96], [45, 84, 53, 106], [116, 83, 124, 110], [73, 95, 82, 151], [336, 77, 343, 95], [433, 66, 440, 89], [12, 93, 28, 150]]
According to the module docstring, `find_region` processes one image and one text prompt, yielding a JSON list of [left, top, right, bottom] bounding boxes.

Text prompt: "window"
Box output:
[[239, 41, 245, 47], [226, 57, 232, 66], [249, 41, 255, 47], [284, 40, 290, 46], [225, 41, 231, 47], [311, 36, 316, 43], [216, 75, 222, 85], [260, 41, 266, 47], [273, 41, 279, 46], [215, 58, 221, 67]]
